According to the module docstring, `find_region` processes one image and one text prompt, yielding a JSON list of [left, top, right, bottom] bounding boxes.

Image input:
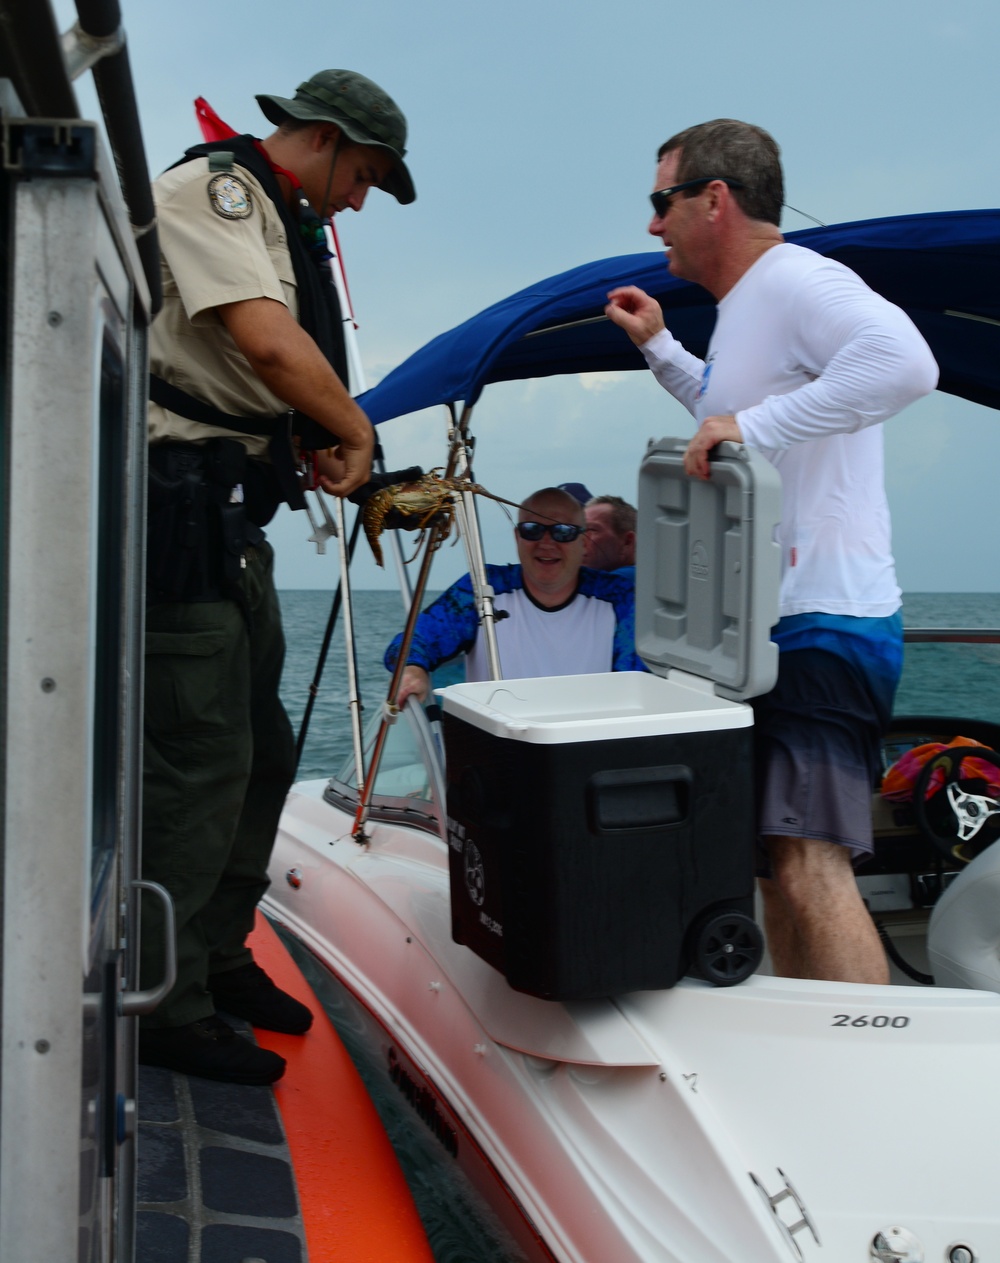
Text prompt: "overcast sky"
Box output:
[[57, 0, 1000, 592]]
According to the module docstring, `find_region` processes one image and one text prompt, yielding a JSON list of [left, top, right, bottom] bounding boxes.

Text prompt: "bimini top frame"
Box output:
[[358, 209, 1000, 425]]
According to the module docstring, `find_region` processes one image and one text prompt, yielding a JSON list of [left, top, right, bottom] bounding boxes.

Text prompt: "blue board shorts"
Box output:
[[750, 648, 890, 870]]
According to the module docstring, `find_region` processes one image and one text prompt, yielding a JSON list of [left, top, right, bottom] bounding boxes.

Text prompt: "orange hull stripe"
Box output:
[[249, 913, 435, 1262]]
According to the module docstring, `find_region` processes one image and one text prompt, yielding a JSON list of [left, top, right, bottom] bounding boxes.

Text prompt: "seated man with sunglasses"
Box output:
[[386, 486, 645, 705]]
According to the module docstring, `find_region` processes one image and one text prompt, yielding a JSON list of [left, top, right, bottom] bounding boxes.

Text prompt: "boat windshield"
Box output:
[[327, 700, 447, 839]]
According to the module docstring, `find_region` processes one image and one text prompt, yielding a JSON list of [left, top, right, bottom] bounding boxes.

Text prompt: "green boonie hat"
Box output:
[[257, 69, 415, 205]]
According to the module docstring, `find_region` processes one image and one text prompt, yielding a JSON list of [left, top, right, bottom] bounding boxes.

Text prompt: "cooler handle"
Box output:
[[586, 765, 692, 834]]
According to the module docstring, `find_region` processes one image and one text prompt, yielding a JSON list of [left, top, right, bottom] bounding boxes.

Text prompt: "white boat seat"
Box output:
[[927, 838, 1000, 993]]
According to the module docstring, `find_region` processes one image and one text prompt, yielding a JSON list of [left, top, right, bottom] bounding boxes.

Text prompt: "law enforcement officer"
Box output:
[[139, 71, 415, 1083]]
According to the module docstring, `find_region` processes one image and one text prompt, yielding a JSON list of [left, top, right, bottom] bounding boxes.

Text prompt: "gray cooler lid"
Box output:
[[635, 438, 782, 702]]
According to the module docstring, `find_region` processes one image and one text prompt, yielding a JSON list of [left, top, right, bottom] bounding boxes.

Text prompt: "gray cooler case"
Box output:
[[441, 439, 782, 999]]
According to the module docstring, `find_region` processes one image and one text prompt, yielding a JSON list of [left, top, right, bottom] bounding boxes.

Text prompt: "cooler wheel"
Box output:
[[689, 910, 763, 987]]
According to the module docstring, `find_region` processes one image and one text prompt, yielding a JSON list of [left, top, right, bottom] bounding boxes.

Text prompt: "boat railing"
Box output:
[[0, 0, 162, 312], [904, 628, 1000, 644]]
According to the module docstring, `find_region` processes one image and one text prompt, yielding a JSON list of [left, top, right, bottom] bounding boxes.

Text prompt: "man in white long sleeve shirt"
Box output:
[[607, 119, 938, 984]]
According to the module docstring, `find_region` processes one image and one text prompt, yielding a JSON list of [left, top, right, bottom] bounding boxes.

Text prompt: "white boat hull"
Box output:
[[265, 780, 1000, 1263]]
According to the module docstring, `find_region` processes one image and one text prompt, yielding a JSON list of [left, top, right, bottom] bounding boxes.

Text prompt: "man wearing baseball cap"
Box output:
[[140, 71, 414, 1084]]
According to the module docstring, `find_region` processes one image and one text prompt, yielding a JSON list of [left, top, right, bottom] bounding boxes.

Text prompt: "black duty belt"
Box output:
[[149, 376, 306, 512]]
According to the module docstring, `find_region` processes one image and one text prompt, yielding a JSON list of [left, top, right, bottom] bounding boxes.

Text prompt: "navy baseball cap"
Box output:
[[557, 482, 594, 505]]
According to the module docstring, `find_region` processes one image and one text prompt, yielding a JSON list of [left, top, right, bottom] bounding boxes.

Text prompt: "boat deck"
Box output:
[[134, 913, 434, 1263], [138, 1046, 305, 1262]]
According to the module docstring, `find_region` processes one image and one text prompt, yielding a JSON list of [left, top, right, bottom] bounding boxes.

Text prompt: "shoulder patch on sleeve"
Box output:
[[207, 173, 253, 220]]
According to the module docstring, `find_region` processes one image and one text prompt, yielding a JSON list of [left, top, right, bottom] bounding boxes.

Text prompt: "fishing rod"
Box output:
[[294, 453, 425, 770], [351, 509, 452, 843], [294, 509, 362, 767], [299, 171, 419, 779]]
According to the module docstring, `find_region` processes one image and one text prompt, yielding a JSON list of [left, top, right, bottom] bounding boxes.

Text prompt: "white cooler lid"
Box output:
[[636, 438, 781, 702], [439, 671, 751, 744]]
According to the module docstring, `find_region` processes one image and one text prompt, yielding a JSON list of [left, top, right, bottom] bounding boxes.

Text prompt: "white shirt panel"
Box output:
[[465, 588, 616, 682]]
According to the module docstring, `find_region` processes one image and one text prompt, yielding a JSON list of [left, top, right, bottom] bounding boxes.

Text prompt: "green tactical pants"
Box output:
[[139, 541, 296, 1028]]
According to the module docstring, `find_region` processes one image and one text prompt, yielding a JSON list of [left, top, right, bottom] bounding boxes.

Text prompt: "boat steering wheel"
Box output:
[[913, 745, 1000, 863]]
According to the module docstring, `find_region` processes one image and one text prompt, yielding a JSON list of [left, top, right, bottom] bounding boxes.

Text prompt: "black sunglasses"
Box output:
[[650, 176, 745, 218], [516, 521, 586, 543]]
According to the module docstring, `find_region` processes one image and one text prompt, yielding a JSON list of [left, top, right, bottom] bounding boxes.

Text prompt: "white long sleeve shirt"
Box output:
[[641, 242, 939, 617]]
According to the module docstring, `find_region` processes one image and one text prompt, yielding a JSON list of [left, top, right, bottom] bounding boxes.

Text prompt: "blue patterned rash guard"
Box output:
[[384, 563, 647, 680], [771, 611, 904, 721]]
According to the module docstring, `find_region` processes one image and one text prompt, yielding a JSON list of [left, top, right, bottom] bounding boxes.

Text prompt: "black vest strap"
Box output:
[[149, 373, 285, 438]]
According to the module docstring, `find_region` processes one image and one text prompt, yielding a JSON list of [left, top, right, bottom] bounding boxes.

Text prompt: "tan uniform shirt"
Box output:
[[149, 157, 299, 458]]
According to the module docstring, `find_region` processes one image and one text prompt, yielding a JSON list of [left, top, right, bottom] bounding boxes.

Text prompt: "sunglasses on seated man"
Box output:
[[649, 176, 745, 218], [516, 522, 587, 543]]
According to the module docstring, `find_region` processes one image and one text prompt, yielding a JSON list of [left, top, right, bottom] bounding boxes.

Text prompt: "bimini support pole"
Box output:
[[453, 494, 502, 681], [448, 404, 502, 680], [335, 494, 366, 792], [352, 399, 509, 841], [352, 397, 481, 840], [325, 221, 414, 611]]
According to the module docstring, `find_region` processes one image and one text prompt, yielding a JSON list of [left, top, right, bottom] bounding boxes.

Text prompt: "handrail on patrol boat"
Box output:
[[0, 0, 162, 313], [66, 0, 161, 313]]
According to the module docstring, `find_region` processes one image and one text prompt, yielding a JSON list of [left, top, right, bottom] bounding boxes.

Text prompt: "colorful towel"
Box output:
[[881, 736, 1000, 802]]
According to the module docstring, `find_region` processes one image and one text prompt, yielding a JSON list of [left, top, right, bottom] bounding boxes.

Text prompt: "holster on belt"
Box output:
[[147, 439, 262, 618]]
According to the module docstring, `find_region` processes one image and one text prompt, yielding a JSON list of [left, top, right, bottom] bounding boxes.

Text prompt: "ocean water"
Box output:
[[280, 587, 452, 782], [280, 588, 1000, 782]]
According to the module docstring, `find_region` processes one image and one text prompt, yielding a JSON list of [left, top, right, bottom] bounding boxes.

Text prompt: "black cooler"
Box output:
[[442, 440, 782, 999]]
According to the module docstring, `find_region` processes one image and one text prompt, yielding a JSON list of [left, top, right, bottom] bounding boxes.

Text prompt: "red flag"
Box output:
[[194, 96, 236, 142]]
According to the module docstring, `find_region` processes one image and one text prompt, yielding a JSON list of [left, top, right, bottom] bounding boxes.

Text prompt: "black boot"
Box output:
[[209, 961, 314, 1035], [138, 1015, 286, 1085]]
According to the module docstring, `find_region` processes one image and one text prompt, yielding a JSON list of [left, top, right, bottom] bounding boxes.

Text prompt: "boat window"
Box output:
[[336, 706, 430, 799], [327, 699, 447, 837], [91, 327, 126, 907]]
